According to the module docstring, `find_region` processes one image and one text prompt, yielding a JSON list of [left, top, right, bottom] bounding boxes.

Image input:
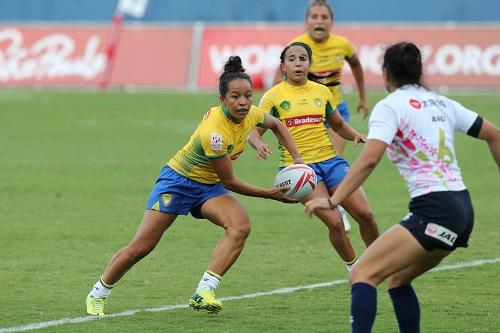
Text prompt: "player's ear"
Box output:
[[219, 95, 224, 105]]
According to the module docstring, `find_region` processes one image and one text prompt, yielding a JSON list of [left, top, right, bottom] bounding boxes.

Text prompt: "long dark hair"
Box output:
[[382, 42, 423, 87], [218, 56, 251, 96]]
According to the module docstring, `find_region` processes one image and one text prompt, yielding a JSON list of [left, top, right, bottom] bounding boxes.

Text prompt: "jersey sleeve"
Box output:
[[340, 36, 355, 59], [445, 97, 479, 134], [258, 90, 274, 113], [251, 105, 266, 126], [199, 125, 228, 159], [367, 100, 398, 145]]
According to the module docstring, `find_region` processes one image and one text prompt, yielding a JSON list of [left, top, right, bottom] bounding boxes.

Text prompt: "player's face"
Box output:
[[220, 78, 253, 123], [306, 5, 332, 43], [281, 45, 310, 86]]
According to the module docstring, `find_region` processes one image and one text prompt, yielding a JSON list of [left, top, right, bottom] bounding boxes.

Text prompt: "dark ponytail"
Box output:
[[382, 42, 423, 87], [219, 56, 252, 96]]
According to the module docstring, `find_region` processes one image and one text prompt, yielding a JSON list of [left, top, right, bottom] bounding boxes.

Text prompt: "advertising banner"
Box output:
[[197, 25, 500, 89], [1, 24, 498, 89], [0, 26, 192, 86]]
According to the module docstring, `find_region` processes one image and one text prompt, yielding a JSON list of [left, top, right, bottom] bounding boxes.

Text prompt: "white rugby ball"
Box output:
[[274, 164, 317, 200]]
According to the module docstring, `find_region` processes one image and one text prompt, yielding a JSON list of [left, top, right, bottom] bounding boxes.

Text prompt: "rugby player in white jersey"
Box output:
[[305, 41, 499, 332]]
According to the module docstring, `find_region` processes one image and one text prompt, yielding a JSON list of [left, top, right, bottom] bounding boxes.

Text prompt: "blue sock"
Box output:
[[351, 282, 377, 333], [388, 284, 420, 333]]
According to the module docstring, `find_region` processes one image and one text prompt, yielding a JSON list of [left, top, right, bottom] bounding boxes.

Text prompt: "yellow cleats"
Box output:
[[189, 289, 223, 314], [86, 295, 106, 316]]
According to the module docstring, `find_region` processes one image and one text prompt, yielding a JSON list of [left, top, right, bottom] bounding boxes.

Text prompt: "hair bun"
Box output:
[[223, 56, 245, 74]]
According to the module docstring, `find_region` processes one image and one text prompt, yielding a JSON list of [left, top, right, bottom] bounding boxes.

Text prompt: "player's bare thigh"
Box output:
[[349, 224, 428, 286], [201, 194, 250, 230]]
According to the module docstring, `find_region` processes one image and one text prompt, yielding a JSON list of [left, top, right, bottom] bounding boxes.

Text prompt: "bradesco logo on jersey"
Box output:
[[285, 115, 323, 128]]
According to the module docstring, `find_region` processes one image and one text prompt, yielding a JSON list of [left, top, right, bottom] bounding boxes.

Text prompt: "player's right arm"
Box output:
[[208, 156, 297, 203]]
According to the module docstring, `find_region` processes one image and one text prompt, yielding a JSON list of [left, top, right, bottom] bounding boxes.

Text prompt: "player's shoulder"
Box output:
[[260, 83, 283, 103], [329, 33, 351, 46], [308, 80, 332, 95], [200, 106, 224, 130], [290, 33, 311, 44]]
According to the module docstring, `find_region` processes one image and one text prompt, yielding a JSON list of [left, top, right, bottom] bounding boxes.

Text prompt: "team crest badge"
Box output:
[[162, 194, 173, 207], [280, 100, 291, 111], [227, 144, 234, 154], [314, 98, 322, 107]]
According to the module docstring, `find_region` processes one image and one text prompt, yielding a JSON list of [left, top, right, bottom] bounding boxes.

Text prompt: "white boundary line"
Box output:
[[1, 257, 499, 333]]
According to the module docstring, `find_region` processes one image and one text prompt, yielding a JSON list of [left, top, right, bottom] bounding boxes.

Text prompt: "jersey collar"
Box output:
[[221, 104, 241, 124]]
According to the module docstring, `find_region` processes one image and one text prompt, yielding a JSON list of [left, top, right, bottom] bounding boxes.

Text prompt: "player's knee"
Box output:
[[227, 219, 251, 240], [349, 264, 382, 286], [326, 217, 345, 234], [387, 272, 412, 289], [356, 208, 375, 225]]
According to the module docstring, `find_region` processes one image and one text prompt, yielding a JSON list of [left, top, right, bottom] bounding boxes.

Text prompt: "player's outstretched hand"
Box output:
[[256, 142, 272, 159], [357, 99, 369, 119], [353, 133, 367, 146], [268, 187, 299, 203]]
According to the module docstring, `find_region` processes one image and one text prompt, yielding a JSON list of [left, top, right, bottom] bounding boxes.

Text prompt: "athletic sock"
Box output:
[[196, 270, 221, 292], [344, 257, 358, 273], [389, 284, 420, 333], [89, 277, 114, 298], [351, 282, 377, 333]]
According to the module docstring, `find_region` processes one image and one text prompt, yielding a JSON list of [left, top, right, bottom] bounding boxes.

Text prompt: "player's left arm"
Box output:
[[304, 139, 386, 214], [346, 53, 369, 119], [261, 113, 304, 163], [475, 118, 500, 170]]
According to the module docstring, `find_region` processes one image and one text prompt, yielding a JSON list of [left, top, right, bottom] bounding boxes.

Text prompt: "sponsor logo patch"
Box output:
[[210, 133, 223, 151], [424, 223, 457, 247], [280, 100, 291, 111], [162, 194, 173, 207], [285, 115, 323, 128]]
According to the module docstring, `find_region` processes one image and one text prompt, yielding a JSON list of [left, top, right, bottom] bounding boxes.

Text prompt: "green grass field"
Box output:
[[1, 90, 499, 332]]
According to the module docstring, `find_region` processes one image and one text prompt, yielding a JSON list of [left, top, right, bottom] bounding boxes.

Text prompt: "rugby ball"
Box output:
[[274, 164, 317, 200]]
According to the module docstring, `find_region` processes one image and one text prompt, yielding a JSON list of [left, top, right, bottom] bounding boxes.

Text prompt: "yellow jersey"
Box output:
[[259, 80, 338, 167], [291, 33, 354, 106], [168, 104, 265, 184]]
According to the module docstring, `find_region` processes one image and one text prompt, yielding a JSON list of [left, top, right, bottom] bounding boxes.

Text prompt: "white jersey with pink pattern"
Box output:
[[367, 84, 478, 198]]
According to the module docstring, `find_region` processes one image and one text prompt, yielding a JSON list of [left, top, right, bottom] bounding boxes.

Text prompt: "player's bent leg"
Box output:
[[201, 194, 251, 276], [304, 182, 357, 264], [385, 249, 450, 333], [86, 210, 176, 316], [340, 186, 379, 247], [349, 225, 427, 287], [387, 248, 451, 289], [102, 210, 177, 284], [188, 194, 250, 313], [349, 225, 427, 332]]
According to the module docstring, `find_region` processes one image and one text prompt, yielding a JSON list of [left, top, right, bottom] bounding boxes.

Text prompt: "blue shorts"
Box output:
[[279, 157, 349, 190], [325, 101, 350, 128], [145, 166, 229, 219]]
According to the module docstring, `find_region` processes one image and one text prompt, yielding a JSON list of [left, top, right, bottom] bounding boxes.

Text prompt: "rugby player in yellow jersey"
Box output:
[[85, 56, 303, 316], [250, 42, 379, 273], [274, 0, 369, 232], [274, 0, 369, 156]]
